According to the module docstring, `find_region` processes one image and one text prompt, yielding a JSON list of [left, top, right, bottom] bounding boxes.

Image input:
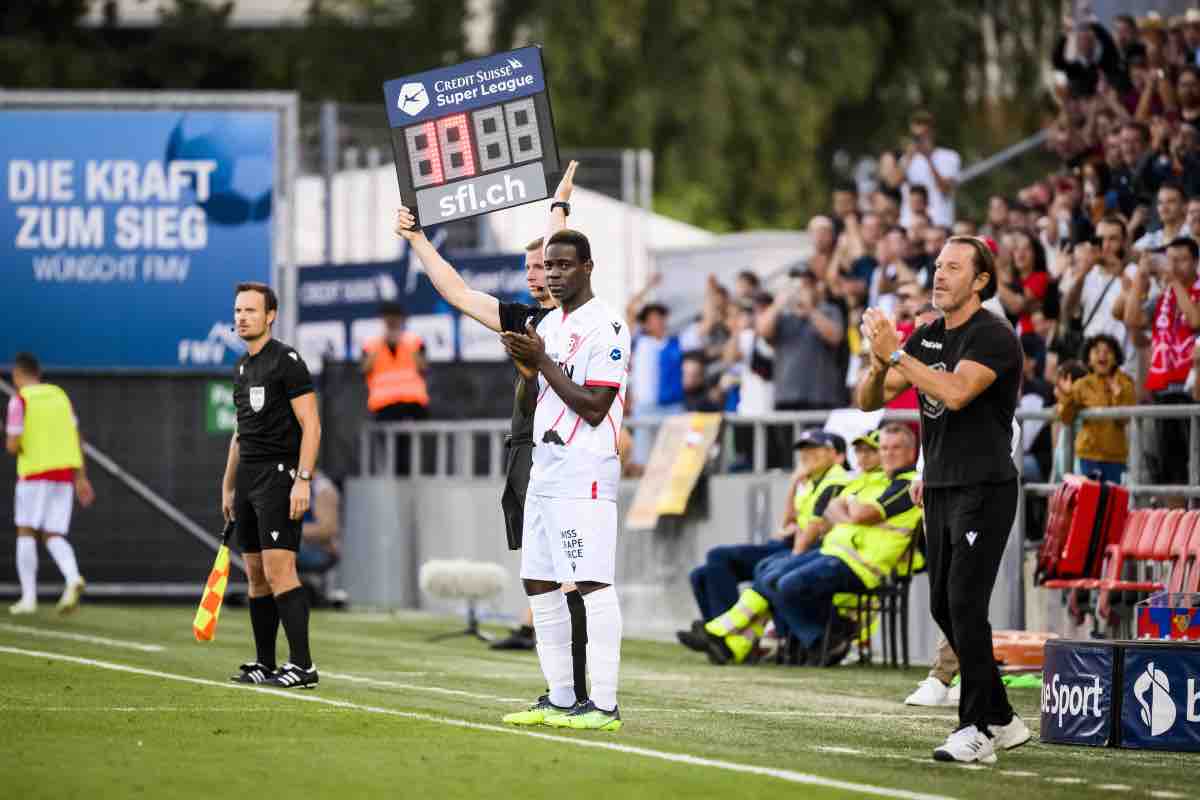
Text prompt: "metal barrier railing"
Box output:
[[361, 404, 1200, 493]]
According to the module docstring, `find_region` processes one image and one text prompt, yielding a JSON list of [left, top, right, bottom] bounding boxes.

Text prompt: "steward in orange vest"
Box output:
[[361, 303, 429, 419]]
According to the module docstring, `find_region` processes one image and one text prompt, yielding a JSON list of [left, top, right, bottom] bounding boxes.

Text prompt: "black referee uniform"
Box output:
[[903, 306, 1021, 735], [232, 337, 318, 684], [497, 300, 587, 702]]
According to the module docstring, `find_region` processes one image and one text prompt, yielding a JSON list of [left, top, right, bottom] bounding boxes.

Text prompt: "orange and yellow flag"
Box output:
[[193, 543, 231, 642]]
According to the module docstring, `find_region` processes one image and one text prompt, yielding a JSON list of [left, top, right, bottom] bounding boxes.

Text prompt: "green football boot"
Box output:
[[501, 694, 574, 726]]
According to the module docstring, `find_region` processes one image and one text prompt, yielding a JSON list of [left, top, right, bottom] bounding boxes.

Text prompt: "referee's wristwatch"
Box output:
[[296, 469, 313, 482], [551, 201, 570, 216], [888, 349, 904, 366]]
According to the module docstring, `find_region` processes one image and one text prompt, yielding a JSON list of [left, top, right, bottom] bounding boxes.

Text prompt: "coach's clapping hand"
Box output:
[[289, 479, 311, 521], [393, 206, 425, 242], [862, 308, 901, 363]]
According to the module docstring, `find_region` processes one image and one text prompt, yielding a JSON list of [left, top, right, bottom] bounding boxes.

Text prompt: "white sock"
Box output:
[[582, 586, 622, 712], [45, 536, 81, 584], [16, 537, 38, 603], [529, 589, 574, 708]]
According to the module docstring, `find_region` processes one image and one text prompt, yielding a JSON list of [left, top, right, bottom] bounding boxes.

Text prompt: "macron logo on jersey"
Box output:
[[921, 339, 943, 350]]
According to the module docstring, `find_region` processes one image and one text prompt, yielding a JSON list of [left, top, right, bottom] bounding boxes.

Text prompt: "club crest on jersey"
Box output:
[[566, 333, 583, 358], [918, 363, 946, 419], [249, 386, 265, 412]]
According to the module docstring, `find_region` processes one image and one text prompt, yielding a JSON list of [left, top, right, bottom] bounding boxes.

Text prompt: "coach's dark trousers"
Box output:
[[923, 480, 1018, 734]]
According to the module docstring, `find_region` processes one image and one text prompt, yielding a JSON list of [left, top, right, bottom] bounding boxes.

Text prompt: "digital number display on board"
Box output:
[[382, 46, 560, 226]]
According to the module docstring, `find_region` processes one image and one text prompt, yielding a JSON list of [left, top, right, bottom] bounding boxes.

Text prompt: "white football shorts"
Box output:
[[14, 480, 74, 535], [520, 493, 617, 585]]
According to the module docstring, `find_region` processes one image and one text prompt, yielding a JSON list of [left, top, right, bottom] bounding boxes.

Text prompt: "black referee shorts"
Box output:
[[500, 438, 533, 551], [234, 461, 302, 554]]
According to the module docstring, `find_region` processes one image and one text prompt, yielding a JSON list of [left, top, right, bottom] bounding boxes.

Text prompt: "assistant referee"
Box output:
[[857, 236, 1028, 764], [221, 282, 322, 689]]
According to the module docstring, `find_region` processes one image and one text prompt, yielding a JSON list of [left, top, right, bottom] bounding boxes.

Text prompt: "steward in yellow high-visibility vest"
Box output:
[[5, 352, 93, 615], [705, 426, 922, 666], [682, 430, 851, 659]]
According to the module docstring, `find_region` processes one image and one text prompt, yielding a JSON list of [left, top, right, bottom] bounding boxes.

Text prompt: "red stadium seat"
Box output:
[[1097, 509, 1185, 620], [1044, 508, 1149, 591], [1185, 516, 1200, 594], [1166, 512, 1200, 594]]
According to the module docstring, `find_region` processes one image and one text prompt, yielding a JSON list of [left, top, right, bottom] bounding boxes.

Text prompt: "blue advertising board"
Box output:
[[382, 47, 560, 226], [0, 109, 274, 370], [295, 247, 530, 372], [1040, 640, 1114, 746], [1121, 646, 1200, 751]]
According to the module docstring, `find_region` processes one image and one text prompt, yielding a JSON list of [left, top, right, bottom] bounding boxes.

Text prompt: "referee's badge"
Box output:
[[249, 386, 265, 412]]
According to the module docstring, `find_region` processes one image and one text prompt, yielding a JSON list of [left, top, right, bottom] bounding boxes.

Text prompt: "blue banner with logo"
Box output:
[[1121, 647, 1200, 751], [383, 46, 546, 127], [295, 248, 529, 372], [1040, 641, 1114, 746], [0, 109, 275, 370]]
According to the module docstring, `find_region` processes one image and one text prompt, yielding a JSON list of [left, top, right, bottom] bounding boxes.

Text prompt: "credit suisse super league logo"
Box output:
[[397, 83, 430, 117], [396, 57, 526, 117]]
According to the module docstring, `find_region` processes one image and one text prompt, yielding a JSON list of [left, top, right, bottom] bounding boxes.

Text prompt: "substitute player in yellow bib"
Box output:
[[5, 352, 95, 614]]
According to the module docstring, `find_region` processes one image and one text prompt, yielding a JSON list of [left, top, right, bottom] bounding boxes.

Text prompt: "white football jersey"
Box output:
[[529, 297, 631, 501]]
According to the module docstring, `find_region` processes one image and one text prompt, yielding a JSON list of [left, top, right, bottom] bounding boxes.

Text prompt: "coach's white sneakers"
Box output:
[[9, 599, 37, 615], [905, 677, 953, 707], [56, 578, 86, 615], [932, 725, 997, 764], [992, 713, 1031, 751]]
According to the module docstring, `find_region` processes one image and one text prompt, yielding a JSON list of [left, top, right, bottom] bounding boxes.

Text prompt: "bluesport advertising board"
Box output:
[[0, 109, 275, 370], [1121, 647, 1200, 751], [1040, 640, 1114, 747], [382, 46, 560, 226]]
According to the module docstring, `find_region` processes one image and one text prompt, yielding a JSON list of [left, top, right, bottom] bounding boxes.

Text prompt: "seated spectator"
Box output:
[[1057, 334, 1136, 484], [1126, 236, 1200, 485], [702, 425, 921, 667], [678, 431, 851, 651], [297, 470, 343, 607]]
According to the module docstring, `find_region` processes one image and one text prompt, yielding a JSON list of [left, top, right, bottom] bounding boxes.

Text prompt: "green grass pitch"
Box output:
[[0, 605, 1195, 799]]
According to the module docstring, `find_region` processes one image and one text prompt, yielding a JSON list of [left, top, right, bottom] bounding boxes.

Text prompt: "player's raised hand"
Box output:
[[554, 160, 580, 202], [394, 206, 426, 242]]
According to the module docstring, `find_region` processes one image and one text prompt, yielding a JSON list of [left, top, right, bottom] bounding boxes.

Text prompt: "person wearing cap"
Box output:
[[701, 425, 921, 667], [678, 429, 851, 653], [858, 234, 1029, 763]]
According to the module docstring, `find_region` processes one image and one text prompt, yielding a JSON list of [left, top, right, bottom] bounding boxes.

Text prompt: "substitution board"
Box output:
[[382, 46, 561, 227]]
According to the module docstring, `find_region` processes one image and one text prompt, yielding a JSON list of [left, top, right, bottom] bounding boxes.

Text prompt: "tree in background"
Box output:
[[0, 0, 1059, 231]]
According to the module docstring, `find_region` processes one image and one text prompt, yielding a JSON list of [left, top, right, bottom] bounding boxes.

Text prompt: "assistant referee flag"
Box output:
[[193, 522, 235, 642]]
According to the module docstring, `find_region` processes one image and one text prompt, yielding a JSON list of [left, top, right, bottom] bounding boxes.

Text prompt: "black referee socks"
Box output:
[[274, 587, 313, 670], [248, 594, 280, 669]]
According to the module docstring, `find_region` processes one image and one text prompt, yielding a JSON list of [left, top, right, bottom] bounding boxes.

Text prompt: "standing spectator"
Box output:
[[680, 275, 732, 365], [873, 187, 903, 229], [830, 181, 859, 237], [995, 229, 1051, 334], [907, 185, 931, 225], [1184, 11, 1200, 66], [1188, 196, 1200, 235], [1126, 236, 1200, 485], [1057, 335, 1136, 485], [1133, 182, 1191, 253], [625, 276, 683, 466], [1113, 121, 1159, 226], [724, 292, 775, 417], [890, 110, 961, 227], [734, 270, 761, 304], [1113, 14, 1140, 60], [1052, 17, 1127, 100], [1177, 66, 1200, 123], [760, 269, 846, 467], [1059, 217, 1135, 375], [681, 352, 723, 412]]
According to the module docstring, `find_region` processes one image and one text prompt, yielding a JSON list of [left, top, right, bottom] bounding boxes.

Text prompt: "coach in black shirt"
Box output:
[[857, 236, 1028, 764], [221, 281, 322, 690]]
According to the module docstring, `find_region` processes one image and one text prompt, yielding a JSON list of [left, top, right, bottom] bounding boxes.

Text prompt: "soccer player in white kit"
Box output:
[[500, 228, 630, 731]]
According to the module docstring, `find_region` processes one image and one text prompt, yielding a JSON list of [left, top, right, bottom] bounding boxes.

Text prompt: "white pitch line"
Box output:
[[1045, 777, 1086, 784], [0, 645, 957, 800], [0, 622, 164, 652], [1093, 785, 1132, 792], [323, 670, 528, 703]]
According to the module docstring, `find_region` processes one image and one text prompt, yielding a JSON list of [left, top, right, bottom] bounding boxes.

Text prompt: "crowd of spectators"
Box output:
[[626, 10, 1200, 488]]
